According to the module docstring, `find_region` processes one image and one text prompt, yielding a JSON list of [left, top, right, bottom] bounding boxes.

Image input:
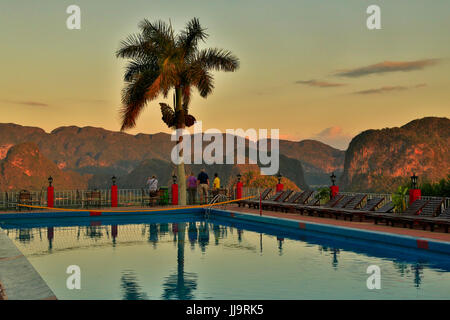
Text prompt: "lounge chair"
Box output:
[[279, 190, 314, 212], [339, 197, 384, 221], [419, 205, 450, 232], [367, 199, 428, 226], [261, 190, 293, 210], [270, 191, 305, 211], [299, 194, 345, 216], [399, 198, 444, 230], [238, 188, 271, 207], [295, 195, 320, 215], [248, 190, 284, 209], [317, 195, 356, 218], [325, 194, 368, 220]]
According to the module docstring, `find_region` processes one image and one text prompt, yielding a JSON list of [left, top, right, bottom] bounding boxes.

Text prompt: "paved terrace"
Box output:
[[230, 204, 450, 242], [0, 229, 56, 300]]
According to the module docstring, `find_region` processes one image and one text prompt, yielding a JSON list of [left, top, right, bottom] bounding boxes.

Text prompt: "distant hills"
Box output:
[[0, 117, 448, 193], [340, 117, 450, 192], [0, 123, 340, 191], [0, 142, 89, 191]]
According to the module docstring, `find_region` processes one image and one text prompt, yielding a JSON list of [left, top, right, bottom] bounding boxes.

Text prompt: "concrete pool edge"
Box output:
[[211, 209, 450, 255], [0, 229, 56, 300]]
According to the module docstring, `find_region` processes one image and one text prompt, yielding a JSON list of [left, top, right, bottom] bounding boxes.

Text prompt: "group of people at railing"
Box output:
[[146, 168, 227, 205]]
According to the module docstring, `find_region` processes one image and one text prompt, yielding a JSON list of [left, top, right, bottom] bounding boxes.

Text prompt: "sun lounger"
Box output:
[[261, 190, 293, 210], [238, 188, 270, 207], [367, 199, 428, 226], [325, 194, 368, 220], [338, 197, 384, 221], [399, 198, 444, 231], [419, 205, 450, 232], [299, 194, 345, 216], [317, 195, 356, 218], [295, 195, 320, 215], [279, 190, 314, 212], [248, 190, 283, 209], [270, 191, 305, 211]]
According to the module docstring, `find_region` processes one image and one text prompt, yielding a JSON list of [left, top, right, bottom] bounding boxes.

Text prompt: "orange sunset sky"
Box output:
[[0, 0, 449, 150]]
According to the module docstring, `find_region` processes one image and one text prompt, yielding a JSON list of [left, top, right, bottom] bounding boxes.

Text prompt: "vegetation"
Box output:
[[315, 187, 331, 205], [392, 186, 408, 213], [420, 175, 450, 197], [235, 170, 300, 191], [116, 18, 239, 204]]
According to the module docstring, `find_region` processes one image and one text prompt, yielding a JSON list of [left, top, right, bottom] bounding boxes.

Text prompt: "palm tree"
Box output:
[[116, 18, 239, 205]]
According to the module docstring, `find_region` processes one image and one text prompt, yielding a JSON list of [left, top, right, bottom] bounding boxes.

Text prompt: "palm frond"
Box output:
[[116, 33, 150, 59], [195, 48, 240, 72], [139, 19, 175, 52], [177, 17, 208, 58], [188, 65, 214, 97], [123, 58, 158, 82], [120, 73, 162, 130]]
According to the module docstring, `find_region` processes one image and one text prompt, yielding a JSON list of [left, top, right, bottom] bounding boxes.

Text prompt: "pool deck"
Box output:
[[229, 205, 450, 242], [0, 229, 56, 300]]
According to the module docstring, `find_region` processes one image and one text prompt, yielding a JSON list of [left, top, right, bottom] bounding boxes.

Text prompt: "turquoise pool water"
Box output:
[[1, 213, 450, 300]]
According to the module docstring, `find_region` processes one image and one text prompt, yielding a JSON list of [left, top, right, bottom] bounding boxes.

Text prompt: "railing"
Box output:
[[2, 188, 448, 211], [340, 191, 450, 209], [0, 187, 230, 210]]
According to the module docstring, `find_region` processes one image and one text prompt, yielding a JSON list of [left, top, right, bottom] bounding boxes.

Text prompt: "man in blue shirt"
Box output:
[[197, 168, 209, 204]]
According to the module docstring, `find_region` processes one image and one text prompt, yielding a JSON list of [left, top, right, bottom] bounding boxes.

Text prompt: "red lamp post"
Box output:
[[172, 174, 178, 205], [47, 176, 54, 208], [111, 176, 118, 207], [329, 172, 339, 198], [236, 174, 243, 200], [276, 172, 283, 192], [409, 173, 421, 204]]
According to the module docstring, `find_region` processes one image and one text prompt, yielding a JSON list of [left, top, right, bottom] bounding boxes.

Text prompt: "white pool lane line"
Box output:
[[0, 229, 56, 300]]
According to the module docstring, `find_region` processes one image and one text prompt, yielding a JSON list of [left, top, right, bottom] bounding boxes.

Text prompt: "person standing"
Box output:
[[197, 168, 209, 204], [212, 173, 220, 196], [146, 175, 158, 197], [186, 172, 198, 205]]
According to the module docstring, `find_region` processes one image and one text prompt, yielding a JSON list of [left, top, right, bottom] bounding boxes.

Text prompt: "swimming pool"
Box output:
[[1, 211, 450, 300]]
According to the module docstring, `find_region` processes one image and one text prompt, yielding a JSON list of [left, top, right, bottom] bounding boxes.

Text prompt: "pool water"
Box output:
[[1, 213, 450, 300]]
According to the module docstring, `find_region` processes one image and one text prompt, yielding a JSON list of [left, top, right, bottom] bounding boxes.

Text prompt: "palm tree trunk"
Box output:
[[175, 87, 187, 206]]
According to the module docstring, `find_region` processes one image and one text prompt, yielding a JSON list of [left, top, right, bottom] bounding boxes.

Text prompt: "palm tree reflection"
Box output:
[[120, 270, 149, 300], [162, 223, 198, 300]]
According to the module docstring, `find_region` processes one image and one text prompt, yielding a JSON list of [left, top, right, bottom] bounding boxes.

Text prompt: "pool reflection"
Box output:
[[2, 217, 448, 297]]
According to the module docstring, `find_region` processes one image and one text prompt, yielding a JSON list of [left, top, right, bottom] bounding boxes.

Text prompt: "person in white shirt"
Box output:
[[146, 175, 158, 197]]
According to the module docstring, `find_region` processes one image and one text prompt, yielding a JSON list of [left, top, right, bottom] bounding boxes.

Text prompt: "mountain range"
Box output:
[[0, 116, 448, 193], [340, 117, 449, 192]]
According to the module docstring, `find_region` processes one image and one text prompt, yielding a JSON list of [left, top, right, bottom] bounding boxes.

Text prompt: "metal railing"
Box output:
[[2, 188, 448, 211], [340, 191, 450, 209]]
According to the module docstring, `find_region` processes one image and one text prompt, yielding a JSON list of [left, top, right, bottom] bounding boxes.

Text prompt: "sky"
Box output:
[[0, 0, 449, 150]]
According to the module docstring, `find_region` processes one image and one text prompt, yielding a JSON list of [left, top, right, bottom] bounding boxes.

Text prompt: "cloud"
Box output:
[[312, 126, 353, 150], [295, 79, 346, 87], [354, 83, 427, 95], [335, 59, 439, 78], [1, 99, 49, 107]]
